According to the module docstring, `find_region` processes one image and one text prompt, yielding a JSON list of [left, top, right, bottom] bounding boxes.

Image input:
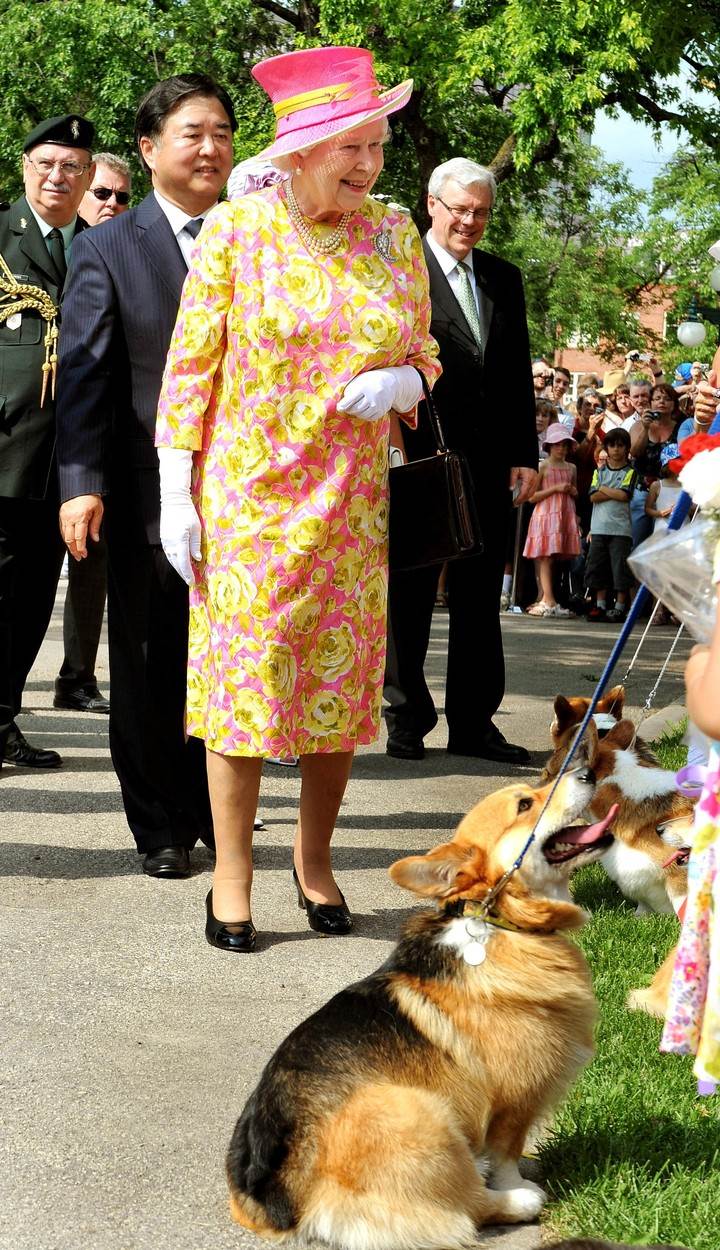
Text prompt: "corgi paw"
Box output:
[[627, 987, 665, 1018], [498, 1186, 546, 1221]]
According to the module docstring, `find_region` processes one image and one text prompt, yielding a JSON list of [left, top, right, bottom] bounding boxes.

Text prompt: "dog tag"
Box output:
[[465, 918, 489, 938], [6, 313, 21, 331], [463, 941, 487, 966]]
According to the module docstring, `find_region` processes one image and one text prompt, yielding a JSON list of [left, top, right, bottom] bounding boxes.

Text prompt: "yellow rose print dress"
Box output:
[[155, 185, 440, 757]]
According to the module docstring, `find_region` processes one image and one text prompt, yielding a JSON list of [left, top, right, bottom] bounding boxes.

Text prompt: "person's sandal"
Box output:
[[526, 602, 553, 617]]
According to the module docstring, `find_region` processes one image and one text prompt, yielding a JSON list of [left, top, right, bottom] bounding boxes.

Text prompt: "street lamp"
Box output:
[[677, 295, 707, 349], [710, 265, 720, 294]]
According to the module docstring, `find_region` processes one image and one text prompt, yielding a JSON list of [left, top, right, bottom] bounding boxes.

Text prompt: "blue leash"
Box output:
[[480, 414, 720, 913]]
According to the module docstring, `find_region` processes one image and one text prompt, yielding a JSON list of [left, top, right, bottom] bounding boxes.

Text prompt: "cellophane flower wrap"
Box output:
[[628, 433, 720, 642]]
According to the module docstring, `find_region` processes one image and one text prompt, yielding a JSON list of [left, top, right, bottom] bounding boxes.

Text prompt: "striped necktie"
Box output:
[[454, 261, 483, 354]]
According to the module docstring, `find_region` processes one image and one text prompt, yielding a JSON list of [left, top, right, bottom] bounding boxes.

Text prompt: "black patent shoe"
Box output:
[[293, 868, 353, 936], [205, 890, 256, 953]]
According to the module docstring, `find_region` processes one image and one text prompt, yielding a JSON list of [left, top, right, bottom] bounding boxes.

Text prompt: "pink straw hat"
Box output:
[[543, 422, 577, 449], [251, 46, 413, 160]]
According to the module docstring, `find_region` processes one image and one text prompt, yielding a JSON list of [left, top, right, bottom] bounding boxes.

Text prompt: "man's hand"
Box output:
[[59, 495, 104, 560], [510, 466, 538, 506]]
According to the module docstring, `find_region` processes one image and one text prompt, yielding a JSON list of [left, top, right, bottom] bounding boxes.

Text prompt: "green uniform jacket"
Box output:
[[0, 196, 87, 500]]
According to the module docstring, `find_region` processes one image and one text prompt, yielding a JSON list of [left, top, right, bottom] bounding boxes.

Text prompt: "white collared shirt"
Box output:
[[153, 190, 214, 266], [25, 200, 76, 264], [425, 230, 480, 314]]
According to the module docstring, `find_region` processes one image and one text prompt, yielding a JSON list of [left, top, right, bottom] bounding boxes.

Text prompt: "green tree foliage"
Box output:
[[1, 0, 718, 214]]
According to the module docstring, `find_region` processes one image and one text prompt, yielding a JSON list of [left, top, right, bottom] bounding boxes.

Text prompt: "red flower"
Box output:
[[669, 432, 720, 475]]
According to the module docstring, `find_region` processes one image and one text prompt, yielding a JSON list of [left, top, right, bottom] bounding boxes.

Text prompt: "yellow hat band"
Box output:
[[273, 81, 356, 121]]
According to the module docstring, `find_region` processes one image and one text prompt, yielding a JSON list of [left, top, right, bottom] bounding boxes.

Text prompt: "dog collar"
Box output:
[[443, 899, 546, 934], [442, 900, 555, 940]]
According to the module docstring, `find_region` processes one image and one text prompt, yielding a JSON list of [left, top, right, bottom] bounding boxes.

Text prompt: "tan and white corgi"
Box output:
[[226, 768, 617, 1250], [544, 705, 694, 915]]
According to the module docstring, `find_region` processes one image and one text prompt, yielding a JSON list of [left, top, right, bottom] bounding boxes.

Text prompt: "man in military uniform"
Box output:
[[0, 114, 94, 773]]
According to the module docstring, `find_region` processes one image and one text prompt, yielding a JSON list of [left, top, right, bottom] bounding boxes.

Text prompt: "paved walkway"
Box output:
[[0, 592, 691, 1250]]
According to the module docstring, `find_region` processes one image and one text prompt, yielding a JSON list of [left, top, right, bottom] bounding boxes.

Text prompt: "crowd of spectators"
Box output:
[[504, 351, 711, 622]]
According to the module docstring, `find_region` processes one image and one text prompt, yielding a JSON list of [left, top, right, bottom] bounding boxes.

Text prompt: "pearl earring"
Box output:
[[294, 167, 302, 175]]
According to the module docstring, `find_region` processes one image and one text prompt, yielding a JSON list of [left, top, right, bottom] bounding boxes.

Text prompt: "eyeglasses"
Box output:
[[27, 156, 91, 178], [435, 195, 492, 224], [91, 186, 131, 205]]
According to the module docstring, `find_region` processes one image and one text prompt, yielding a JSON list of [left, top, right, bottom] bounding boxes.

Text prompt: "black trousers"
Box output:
[[106, 539, 212, 854], [0, 497, 65, 752], [56, 533, 107, 693], [385, 491, 511, 746]]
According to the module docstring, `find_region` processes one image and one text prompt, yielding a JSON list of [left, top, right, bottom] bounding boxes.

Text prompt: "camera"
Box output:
[[627, 350, 640, 361], [647, 410, 662, 421]]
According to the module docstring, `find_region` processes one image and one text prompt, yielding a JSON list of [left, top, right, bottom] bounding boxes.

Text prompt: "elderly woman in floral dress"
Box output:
[[155, 46, 440, 951]]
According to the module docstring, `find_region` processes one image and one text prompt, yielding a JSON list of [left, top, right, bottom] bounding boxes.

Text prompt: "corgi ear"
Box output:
[[598, 684, 624, 718], [604, 717, 635, 750], [552, 695, 577, 736], [389, 843, 484, 898]]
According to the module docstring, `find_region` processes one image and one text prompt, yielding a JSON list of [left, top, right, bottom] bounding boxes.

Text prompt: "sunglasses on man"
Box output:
[[91, 186, 131, 205]]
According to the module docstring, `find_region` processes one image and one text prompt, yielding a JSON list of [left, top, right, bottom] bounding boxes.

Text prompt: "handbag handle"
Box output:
[[418, 371, 448, 454]]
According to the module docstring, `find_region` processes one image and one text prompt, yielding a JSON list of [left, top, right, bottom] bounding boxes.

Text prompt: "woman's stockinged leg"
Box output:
[[294, 749, 355, 905], [206, 750, 263, 922]]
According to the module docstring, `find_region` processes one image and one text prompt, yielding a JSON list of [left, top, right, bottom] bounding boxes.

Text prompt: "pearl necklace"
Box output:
[[285, 180, 352, 255]]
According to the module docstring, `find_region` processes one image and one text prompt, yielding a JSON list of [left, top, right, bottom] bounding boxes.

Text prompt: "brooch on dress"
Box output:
[[373, 230, 395, 263]]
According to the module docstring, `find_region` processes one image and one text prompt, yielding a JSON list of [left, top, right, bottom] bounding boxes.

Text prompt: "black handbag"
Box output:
[[388, 375, 483, 572]]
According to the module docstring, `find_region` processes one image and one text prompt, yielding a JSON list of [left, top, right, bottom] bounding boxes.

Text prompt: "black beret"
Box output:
[[23, 114, 95, 154]]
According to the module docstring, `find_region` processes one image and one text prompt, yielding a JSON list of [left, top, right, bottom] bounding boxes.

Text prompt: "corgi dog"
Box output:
[[226, 768, 617, 1250], [543, 707, 694, 916], [547, 685, 658, 770]]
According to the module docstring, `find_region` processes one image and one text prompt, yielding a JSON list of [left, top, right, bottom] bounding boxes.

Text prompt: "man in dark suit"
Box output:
[[385, 157, 538, 764], [55, 76, 236, 877], [53, 154, 133, 717], [0, 114, 94, 775]]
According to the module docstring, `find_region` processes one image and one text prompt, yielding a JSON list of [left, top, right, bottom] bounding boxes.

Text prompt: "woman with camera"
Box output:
[[628, 382, 682, 546]]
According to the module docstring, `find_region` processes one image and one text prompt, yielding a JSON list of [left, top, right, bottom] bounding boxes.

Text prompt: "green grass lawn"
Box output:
[[539, 723, 719, 1250]]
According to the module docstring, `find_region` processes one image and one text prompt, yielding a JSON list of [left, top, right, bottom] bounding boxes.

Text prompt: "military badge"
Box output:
[[71, 119, 80, 140], [20, 217, 27, 229], [6, 313, 21, 331]]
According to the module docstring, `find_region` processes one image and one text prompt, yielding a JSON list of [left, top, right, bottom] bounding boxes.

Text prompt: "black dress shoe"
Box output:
[[293, 868, 353, 935], [142, 846, 191, 878], [3, 726, 62, 769], [447, 727, 530, 765], [205, 890, 256, 952], [386, 737, 425, 760], [53, 686, 110, 713]]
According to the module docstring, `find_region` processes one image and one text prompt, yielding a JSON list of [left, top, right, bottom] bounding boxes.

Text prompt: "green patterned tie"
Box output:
[[454, 262, 483, 354]]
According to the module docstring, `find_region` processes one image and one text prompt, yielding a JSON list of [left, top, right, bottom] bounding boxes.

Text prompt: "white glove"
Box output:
[[337, 366, 423, 421], [158, 447, 201, 586]]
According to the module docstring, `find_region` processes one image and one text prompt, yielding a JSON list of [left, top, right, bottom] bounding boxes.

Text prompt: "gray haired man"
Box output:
[[385, 157, 538, 764]]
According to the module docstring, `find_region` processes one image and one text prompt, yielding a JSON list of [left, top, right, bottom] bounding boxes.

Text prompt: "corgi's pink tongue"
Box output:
[[559, 803, 619, 845]]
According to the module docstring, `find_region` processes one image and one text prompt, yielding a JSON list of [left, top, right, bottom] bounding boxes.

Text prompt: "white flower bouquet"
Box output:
[[628, 433, 720, 643]]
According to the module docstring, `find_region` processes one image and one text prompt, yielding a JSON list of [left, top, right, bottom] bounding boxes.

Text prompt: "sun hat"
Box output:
[[598, 369, 627, 395], [251, 46, 412, 160], [543, 422, 577, 449]]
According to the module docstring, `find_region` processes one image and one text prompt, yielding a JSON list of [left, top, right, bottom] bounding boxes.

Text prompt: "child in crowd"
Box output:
[[585, 427, 636, 622], [645, 443, 683, 535], [523, 423, 581, 617], [535, 396, 557, 459]]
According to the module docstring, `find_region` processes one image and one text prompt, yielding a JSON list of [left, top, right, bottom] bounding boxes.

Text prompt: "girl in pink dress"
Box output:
[[523, 423, 581, 617]]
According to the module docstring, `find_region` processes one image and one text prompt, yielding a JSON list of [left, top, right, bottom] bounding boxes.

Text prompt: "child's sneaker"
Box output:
[[587, 605, 606, 621], [605, 607, 627, 623]]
